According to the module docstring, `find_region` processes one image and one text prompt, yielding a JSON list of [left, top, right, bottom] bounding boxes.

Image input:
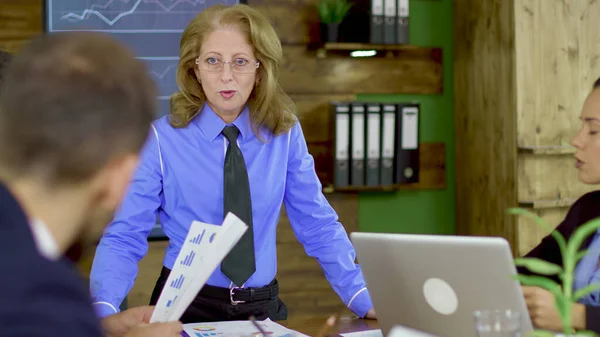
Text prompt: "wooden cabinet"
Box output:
[[454, 0, 600, 256]]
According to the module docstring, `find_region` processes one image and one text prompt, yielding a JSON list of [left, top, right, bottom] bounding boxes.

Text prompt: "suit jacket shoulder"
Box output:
[[0, 183, 103, 337]]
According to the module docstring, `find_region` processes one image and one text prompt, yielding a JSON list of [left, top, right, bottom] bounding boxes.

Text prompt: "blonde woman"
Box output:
[[90, 4, 376, 323]]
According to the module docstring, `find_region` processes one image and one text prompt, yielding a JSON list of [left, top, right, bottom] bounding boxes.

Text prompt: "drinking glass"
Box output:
[[473, 309, 521, 337]]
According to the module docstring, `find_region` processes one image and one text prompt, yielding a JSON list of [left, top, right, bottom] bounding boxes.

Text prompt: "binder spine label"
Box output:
[[334, 105, 350, 187], [373, 0, 383, 15], [384, 0, 396, 17], [380, 105, 396, 185], [335, 113, 349, 159], [398, 0, 408, 17], [351, 105, 365, 186], [401, 107, 418, 150], [366, 106, 381, 186]]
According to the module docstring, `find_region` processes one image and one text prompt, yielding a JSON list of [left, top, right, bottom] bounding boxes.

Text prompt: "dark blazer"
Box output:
[[0, 183, 103, 337], [518, 190, 600, 333]]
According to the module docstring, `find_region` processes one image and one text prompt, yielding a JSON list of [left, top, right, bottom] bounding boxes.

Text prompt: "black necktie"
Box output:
[[220, 125, 256, 286]]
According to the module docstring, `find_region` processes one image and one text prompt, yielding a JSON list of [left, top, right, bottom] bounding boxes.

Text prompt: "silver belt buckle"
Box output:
[[230, 287, 246, 305]]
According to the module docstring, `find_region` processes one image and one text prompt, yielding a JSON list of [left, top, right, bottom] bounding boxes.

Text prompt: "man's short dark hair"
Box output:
[[594, 77, 600, 89], [0, 32, 157, 184]]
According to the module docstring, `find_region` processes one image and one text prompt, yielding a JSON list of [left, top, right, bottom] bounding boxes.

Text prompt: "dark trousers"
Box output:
[[149, 267, 288, 323]]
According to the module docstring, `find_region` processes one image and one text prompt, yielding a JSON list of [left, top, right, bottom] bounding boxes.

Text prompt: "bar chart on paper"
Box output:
[[189, 230, 206, 245], [166, 295, 177, 307], [45, 0, 239, 118], [149, 214, 248, 323], [182, 319, 309, 337], [170, 274, 185, 289], [181, 250, 196, 266]]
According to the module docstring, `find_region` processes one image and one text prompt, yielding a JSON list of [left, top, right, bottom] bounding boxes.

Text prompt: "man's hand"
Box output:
[[365, 308, 376, 320], [123, 322, 183, 337], [101, 306, 159, 337], [522, 286, 586, 332]]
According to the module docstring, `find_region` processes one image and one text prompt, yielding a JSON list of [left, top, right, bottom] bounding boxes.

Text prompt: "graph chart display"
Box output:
[[45, 0, 239, 117], [182, 319, 302, 337], [149, 213, 248, 323]]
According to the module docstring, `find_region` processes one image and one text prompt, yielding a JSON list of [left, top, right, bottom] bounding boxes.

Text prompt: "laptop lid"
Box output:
[[350, 232, 534, 337]]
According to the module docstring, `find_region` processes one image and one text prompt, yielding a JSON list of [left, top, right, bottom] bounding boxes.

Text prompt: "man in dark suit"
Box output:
[[0, 34, 182, 337]]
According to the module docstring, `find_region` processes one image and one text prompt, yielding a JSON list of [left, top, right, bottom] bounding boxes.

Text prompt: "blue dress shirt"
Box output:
[[90, 104, 373, 318], [574, 230, 600, 306]]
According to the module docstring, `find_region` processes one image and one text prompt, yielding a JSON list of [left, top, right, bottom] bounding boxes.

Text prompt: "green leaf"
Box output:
[[574, 282, 600, 301], [316, 0, 352, 24], [529, 330, 557, 337], [573, 330, 600, 337], [508, 207, 567, 258], [514, 257, 563, 275], [554, 293, 568, 322], [566, 217, 600, 268], [513, 274, 562, 297], [575, 249, 588, 263]]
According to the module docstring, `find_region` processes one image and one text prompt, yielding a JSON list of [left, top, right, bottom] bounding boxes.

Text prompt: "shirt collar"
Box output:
[[29, 217, 60, 261], [196, 103, 252, 142]]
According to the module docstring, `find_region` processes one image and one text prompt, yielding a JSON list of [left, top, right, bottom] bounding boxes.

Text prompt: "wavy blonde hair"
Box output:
[[169, 4, 296, 137]]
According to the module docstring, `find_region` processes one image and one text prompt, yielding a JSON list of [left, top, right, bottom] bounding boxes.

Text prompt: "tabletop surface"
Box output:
[[280, 316, 380, 337]]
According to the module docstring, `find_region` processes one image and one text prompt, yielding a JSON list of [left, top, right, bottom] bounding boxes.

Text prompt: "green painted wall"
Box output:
[[357, 0, 455, 234]]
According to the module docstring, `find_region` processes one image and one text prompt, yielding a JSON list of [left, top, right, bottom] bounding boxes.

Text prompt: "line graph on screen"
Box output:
[[46, 0, 239, 118], [48, 0, 233, 32], [139, 56, 180, 99]]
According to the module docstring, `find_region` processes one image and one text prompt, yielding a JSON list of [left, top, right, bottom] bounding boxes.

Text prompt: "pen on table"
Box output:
[[316, 315, 337, 337], [249, 315, 268, 337]]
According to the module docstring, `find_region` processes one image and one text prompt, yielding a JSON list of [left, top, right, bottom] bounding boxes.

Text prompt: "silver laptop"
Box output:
[[350, 232, 534, 337]]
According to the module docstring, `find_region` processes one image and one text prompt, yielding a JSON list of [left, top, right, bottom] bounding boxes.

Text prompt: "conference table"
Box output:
[[280, 315, 380, 336]]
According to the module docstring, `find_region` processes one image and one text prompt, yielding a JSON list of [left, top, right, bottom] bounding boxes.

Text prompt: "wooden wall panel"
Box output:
[[518, 153, 596, 202], [456, 0, 600, 257], [280, 46, 443, 95], [248, 0, 318, 44], [277, 193, 358, 317], [515, 0, 600, 148], [0, 0, 42, 52], [454, 0, 519, 246]]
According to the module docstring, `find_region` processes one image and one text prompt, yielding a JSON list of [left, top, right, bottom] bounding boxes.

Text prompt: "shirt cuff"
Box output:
[[346, 287, 374, 318], [93, 301, 119, 318]]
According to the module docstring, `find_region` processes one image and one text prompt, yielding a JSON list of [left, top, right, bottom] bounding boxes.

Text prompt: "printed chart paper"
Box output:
[[150, 212, 248, 323], [182, 318, 309, 337]]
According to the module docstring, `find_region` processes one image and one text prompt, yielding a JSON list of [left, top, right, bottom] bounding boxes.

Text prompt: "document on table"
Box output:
[[182, 318, 310, 337], [340, 330, 383, 337], [340, 326, 439, 337], [149, 212, 248, 323]]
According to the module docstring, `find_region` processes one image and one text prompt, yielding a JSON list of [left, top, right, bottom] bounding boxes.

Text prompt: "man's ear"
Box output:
[[90, 154, 140, 211]]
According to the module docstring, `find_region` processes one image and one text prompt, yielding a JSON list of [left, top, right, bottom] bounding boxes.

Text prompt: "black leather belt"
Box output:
[[160, 266, 278, 305]]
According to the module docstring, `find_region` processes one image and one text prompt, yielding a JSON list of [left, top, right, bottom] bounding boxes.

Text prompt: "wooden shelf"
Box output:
[[517, 145, 575, 155], [323, 183, 430, 193], [518, 198, 577, 209], [314, 42, 443, 62]]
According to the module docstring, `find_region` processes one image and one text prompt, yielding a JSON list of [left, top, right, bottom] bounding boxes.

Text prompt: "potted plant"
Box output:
[[509, 208, 600, 337], [316, 0, 353, 43]]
